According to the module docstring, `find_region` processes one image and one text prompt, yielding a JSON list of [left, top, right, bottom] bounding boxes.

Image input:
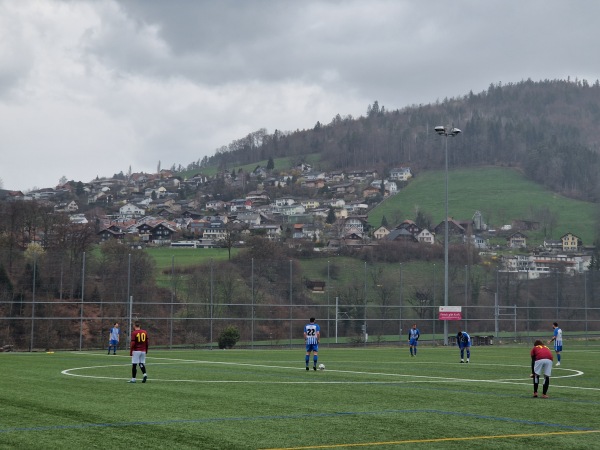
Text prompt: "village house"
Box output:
[[433, 218, 466, 241], [507, 232, 527, 248], [373, 226, 390, 240], [0, 189, 25, 201], [119, 203, 146, 219], [502, 253, 591, 279], [205, 199, 226, 211], [342, 216, 369, 235], [302, 178, 326, 189], [235, 211, 261, 226], [300, 199, 320, 210], [561, 233, 582, 251], [328, 170, 345, 182], [245, 190, 270, 205], [274, 197, 296, 207], [302, 171, 327, 181], [69, 214, 88, 224], [250, 224, 282, 240], [187, 218, 209, 237], [324, 198, 346, 209], [292, 223, 321, 241], [136, 221, 177, 244], [370, 180, 398, 195], [389, 167, 412, 182], [54, 200, 79, 213], [395, 220, 421, 236], [277, 204, 306, 216], [98, 226, 126, 242], [330, 182, 355, 195], [229, 198, 252, 212], [334, 208, 349, 220], [543, 238, 563, 251], [417, 229, 435, 244], [466, 234, 487, 249], [362, 186, 380, 199], [386, 228, 417, 242], [202, 219, 228, 244], [305, 279, 326, 292]]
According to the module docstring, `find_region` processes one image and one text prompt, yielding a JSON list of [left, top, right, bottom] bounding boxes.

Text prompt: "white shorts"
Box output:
[[534, 359, 552, 377], [131, 351, 146, 364]]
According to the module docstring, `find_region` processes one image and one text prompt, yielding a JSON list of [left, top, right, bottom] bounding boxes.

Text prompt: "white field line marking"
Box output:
[[61, 355, 597, 390]]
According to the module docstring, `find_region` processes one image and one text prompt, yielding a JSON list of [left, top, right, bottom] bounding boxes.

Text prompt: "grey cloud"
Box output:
[[3, 0, 600, 191]]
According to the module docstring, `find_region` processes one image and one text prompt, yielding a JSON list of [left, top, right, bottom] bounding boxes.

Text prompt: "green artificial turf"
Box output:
[[1, 344, 599, 449]]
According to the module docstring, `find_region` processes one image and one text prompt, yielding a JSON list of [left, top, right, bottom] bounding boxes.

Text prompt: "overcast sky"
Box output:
[[1, 0, 599, 192]]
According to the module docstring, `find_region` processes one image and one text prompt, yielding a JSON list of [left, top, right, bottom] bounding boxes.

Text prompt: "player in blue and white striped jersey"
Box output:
[[408, 323, 420, 357], [304, 317, 320, 371], [548, 322, 563, 366]]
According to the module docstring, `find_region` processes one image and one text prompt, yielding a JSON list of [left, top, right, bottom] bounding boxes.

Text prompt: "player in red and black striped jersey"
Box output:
[[129, 322, 149, 383], [530, 340, 553, 398]]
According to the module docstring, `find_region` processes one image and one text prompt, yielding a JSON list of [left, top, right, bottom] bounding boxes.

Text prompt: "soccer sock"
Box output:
[[460, 349, 464, 359], [313, 356, 317, 366], [543, 377, 550, 395], [410, 348, 413, 356], [414, 348, 417, 355], [557, 354, 561, 362], [139, 363, 146, 375], [466, 349, 471, 359], [305, 355, 309, 366], [132, 364, 137, 379]]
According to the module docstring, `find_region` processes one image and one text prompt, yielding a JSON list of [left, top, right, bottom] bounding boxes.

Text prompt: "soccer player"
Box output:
[[456, 329, 471, 363], [107, 322, 119, 355], [304, 317, 320, 371], [408, 323, 420, 357], [548, 322, 562, 366], [129, 321, 148, 383], [530, 339, 553, 398]]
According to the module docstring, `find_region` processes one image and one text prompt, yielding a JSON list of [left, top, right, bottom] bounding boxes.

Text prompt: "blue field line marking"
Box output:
[[0, 409, 594, 434]]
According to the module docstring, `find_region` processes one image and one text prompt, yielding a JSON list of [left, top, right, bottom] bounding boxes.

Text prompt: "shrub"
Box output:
[[218, 326, 241, 349]]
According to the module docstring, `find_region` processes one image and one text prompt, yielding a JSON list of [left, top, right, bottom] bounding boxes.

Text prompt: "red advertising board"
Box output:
[[438, 311, 462, 320], [438, 306, 462, 321]]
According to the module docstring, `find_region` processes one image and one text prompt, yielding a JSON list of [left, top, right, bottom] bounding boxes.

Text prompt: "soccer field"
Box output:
[[2, 344, 599, 449]]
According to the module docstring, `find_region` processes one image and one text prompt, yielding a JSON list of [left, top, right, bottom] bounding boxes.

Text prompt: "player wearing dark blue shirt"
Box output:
[[304, 317, 320, 371], [408, 323, 420, 357], [457, 330, 471, 363]]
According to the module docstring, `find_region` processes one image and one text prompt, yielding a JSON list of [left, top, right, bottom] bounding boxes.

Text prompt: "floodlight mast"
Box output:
[[434, 125, 461, 345]]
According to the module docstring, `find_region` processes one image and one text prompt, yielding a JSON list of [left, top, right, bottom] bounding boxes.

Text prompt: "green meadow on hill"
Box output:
[[369, 166, 597, 245]]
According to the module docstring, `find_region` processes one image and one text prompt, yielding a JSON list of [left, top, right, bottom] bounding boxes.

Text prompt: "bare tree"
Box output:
[[369, 266, 396, 334], [408, 287, 434, 321]]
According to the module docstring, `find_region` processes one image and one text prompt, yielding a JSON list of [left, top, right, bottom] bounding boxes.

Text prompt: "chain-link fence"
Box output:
[[3, 301, 599, 352], [2, 251, 600, 351]]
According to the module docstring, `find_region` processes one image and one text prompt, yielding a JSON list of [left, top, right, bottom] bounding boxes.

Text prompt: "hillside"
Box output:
[[188, 79, 600, 203], [368, 167, 598, 245]]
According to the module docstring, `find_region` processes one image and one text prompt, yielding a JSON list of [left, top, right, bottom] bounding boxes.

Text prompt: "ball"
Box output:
[[318, 363, 325, 370]]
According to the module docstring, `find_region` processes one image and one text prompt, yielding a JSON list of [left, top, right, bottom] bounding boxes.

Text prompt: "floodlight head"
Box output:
[[450, 127, 461, 136], [434, 126, 446, 135]]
